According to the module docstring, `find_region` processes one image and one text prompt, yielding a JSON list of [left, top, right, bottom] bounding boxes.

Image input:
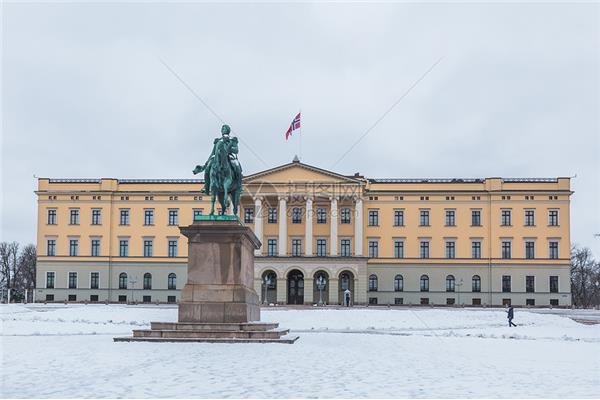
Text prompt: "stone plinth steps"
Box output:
[[113, 321, 299, 344]]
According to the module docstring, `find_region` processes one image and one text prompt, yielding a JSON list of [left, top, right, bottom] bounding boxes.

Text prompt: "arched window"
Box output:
[[446, 275, 455, 292], [168, 273, 177, 290], [119, 273, 128, 289], [394, 274, 403, 292], [420, 275, 429, 292], [368, 274, 378, 292], [143, 273, 152, 290], [472, 275, 481, 292], [340, 273, 350, 291]]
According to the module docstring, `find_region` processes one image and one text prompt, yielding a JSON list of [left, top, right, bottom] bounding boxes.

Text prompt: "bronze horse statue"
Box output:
[[193, 125, 242, 216]]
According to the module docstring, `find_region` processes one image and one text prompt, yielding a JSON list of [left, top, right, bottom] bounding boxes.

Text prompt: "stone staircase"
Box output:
[[114, 321, 299, 344]]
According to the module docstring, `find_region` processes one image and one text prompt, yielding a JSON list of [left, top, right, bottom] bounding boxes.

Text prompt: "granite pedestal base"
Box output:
[[114, 218, 297, 344]]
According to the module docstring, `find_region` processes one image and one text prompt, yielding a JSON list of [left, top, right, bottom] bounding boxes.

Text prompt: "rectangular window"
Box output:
[[143, 240, 153, 257], [341, 208, 351, 224], [420, 298, 429, 305], [316, 239, 327, 257], [144, 209, 154, 225], [501, 209, 511, 226], [472, 298, 482, 306], [69, 239, 78, 256], [445, 210, 456, 226], [167, 295, 176, 303], [550, 299, 559, 306], [69, 209, 80, 225], [168, 209, 179, 226], [193, 209, 203, 220], [268, 208, 277, 224], [525, 241, 535, 259], [502, 275, 511, 293], [244, 208, 254, 224], [119, 209, 130, 225], [549, 242, 559, 259], [550, 276, 559, 293], [394, 210, 404, 226], [267, 239, 277, 256], [143, 296, 152, 303], [316, 208, 327, 224], [525, 210, 535, 226], [340, 239, 351, 257], [168, 240, 178, 257], [526, 275, 535, 293], [47, 239, 56, 256], [368, 241, 379, 258], [368, 210, 379, 226], [548, 209, 559, 226], [394, 298, 403, 305], [46, 294, 55, 301], [445, 241, 456, 259], [420, 241, 430, 258], [368, 297, 378, 305], [526, 299, 535, 306], [119, 239, 129, 257], [46, 272, 55, 289], [47, 209, 57, 225], [91, 209, 101, 225], [501, 241, 512, 259], [90, 295, 98, 302], [394, 241, 404, 259], [68, 294, 77, 302], [292, 208, 302, 224], [472, 241, 481, 259], [68, 272, 77, 289], [291, 239, 302, 257], [471, 210, 481, 226], [419, 210, 430, 226], [90, 272, 99, 289], [91, 239, 101, 257]]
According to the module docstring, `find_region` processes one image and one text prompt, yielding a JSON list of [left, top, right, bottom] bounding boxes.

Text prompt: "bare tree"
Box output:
[[571, 245, 600, 307], [15, 244, 37, 292], [0, 242, 20, 301]]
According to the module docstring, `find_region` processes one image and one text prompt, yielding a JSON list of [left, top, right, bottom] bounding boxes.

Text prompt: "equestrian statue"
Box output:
[[193, 124, 243, 216]]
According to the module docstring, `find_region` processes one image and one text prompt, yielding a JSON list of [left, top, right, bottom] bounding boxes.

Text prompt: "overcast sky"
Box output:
[[1, 2, 599, 255]]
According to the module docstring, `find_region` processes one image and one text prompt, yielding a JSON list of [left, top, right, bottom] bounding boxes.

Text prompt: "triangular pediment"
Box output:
[[243, 161, 362, 185]]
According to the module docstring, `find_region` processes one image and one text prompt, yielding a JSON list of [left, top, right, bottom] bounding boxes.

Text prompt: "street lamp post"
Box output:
[[263, 275, 272, 305], [457, 278, 464, 306], [316, 275, 327, 306], [129, 277, 137, 304]]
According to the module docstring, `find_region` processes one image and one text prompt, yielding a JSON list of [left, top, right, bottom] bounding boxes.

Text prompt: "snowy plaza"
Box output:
[[1, 304, 599, 398]]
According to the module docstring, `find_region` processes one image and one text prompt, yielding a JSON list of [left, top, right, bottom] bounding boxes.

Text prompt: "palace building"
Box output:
[[34, 158, 572, 306]]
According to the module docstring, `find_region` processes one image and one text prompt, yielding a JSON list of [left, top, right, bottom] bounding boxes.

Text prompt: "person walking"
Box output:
[[506, 305, 517, 327]]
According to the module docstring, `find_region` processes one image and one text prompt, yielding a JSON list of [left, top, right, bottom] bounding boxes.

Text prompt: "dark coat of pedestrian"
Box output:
[[506, 306, 516, 327]]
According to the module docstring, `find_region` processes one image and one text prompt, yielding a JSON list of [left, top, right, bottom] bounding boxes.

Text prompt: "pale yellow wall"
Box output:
[[36, 166, 571, 266]]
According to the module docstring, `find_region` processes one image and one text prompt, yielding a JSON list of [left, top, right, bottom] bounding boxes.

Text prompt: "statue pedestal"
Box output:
[[114, 218, 298, 344], [178, 219, 261, 323]]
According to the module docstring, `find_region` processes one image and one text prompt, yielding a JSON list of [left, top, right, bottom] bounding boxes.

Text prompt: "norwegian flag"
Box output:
[[285, 112, 301, 140]]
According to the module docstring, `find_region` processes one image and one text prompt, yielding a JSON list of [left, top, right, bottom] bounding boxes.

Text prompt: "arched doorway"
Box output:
[[312, 270, 329, 305], [261, 270, 277, 304], [287, 269, 304, 305], [338, 270, 355, 305]]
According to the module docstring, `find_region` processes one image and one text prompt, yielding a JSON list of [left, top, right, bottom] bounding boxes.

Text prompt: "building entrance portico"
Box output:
[[287, 269, 304, 305]]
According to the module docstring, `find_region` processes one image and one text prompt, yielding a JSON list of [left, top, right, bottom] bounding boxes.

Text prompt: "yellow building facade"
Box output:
[[35, 159, 573, 306]]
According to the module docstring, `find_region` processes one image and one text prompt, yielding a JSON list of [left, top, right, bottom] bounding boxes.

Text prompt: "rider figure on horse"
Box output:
[[193, 124, 242, 195]]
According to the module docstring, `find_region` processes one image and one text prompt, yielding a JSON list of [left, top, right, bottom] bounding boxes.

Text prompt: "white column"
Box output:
[[305, 196, 313, 256], [330, 196, 338, 256], [278, 196, 287, 256], [254, 197, 263, 256], [354, 197, 363, 256]]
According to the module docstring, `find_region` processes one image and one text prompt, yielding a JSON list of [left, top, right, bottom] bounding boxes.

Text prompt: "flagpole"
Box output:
[[299, 109, 302, 161]]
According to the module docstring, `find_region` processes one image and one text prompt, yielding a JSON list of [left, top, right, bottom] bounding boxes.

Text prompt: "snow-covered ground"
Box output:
[[1, 304, 599, 398]]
